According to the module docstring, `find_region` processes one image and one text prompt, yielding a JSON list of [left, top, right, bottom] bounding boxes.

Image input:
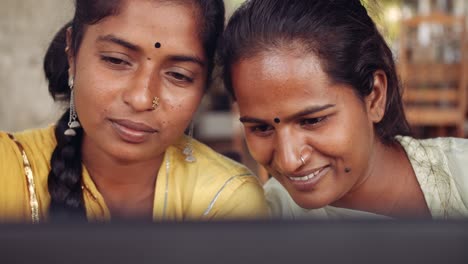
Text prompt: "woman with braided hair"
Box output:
[[0, 0, 268, 222]]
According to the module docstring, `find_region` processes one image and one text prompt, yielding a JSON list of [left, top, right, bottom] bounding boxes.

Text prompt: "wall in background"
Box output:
[[0, 0, 73, 132]]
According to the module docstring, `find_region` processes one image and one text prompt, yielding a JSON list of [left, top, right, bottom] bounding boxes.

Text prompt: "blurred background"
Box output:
[[1, 0, 467, 181]]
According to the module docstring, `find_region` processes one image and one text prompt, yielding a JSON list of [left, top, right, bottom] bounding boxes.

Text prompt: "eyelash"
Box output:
[[166, 72, 194, 83], [100, 56, 195, 84], [300, 116, 327, 127], [100, 55, 131, 67], [248, 116, 328, 137], [249, 125, 274, 137]]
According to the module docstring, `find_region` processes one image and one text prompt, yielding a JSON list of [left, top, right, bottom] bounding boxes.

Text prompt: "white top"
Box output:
[[264, 136, 468, 219]]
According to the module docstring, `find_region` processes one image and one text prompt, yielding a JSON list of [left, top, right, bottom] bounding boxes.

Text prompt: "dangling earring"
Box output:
[[64, 75, 81, 136], [183, 122, 196, 163]]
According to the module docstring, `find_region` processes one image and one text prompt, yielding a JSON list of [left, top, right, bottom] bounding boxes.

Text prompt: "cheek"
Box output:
[[73, 61, 119, 117], [163, 91, 203, 127], [306, 120, 352, 155], [322, 114, 373, 170], [170, 92, 202, 113], [163, 81, 203, 110], [74, 79, 115, 122], [306, 111, 371, 164]]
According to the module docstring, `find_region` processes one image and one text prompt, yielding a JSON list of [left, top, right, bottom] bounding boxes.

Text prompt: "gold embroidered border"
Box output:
[[8, 134, 40, 223]]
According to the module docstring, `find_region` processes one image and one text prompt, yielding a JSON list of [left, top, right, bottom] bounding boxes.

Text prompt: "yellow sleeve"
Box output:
[[205, 176, 269, 220], [0, 133, 29, 222]]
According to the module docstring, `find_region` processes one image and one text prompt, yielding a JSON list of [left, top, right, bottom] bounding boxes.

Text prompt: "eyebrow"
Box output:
[[96, 34, 205, 67], [168, 55, 205, 68], [239, 104, 335, 124], [97, 34, 140, 52]]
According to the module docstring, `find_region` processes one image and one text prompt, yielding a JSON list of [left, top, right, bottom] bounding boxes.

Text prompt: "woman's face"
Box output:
[[232, 49, 385, 209], [68, 0, 206, 162]]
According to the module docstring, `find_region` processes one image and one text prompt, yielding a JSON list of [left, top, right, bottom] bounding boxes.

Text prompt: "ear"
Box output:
[[365, 70, 387, 123], [65, 27, 75, 76]]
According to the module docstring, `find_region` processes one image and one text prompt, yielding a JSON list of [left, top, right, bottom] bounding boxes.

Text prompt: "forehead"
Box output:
[[82, 0, 204, 58], [232, 49, 337, 115]]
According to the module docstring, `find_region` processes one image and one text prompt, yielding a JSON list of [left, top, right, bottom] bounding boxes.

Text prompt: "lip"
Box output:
[[286, 165, 330, 191], [110, 118, 158, 144]]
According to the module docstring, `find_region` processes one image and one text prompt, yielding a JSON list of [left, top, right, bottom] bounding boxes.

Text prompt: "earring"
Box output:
[[64, 75, 81, 136], [183, 122, 196, 163], [152, 96, 160, 110]]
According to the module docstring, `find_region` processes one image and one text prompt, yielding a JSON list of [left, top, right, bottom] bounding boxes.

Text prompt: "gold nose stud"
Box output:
[[152, 96, 160, 110]]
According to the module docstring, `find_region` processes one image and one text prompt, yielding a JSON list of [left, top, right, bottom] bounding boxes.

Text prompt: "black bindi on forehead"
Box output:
[[274, 117, 281, 124], [154, 42, 161, 49]]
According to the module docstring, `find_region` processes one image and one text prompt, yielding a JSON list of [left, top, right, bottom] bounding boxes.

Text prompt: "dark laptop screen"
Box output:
[[0, 220, 467, 264]]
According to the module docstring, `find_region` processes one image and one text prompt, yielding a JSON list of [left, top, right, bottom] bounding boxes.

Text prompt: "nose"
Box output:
[[122, 69, 157, 112], [272, 129, 306, 175]]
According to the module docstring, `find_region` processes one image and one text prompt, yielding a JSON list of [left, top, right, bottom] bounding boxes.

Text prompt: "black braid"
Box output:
[[47, 111, 86, 221], [43, 20, 87, 221]]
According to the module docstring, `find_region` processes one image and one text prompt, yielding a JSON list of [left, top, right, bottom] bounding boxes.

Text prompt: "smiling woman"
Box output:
[[221, 0, 468, 220], [0, 0, 268, 222]]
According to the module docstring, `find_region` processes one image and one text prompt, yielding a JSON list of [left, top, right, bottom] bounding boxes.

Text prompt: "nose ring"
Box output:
[[152, 96, 160, 110], [300, 155, 306, 166]]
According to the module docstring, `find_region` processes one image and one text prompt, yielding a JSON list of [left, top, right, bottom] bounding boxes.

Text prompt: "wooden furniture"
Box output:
[[399, 12, 467, 137]]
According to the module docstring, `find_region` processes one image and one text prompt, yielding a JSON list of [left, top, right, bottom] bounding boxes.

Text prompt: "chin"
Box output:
[[107, 144, 153, 163], [289, 190, 333, 210]]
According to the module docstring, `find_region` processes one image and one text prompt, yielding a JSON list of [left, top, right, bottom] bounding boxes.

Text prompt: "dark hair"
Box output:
[[221, 0, 411, 145], [43, 0, 225, 220]]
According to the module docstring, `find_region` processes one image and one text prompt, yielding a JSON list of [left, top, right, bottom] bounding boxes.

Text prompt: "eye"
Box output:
[[300, 116, 327, 127], [166, 71, 194, 83], [100, 55, 131, 67], [248, 124, 274, 137]]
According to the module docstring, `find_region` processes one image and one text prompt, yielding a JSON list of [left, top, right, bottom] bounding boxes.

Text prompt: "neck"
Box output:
[[332, 139, 431, 219], [81, 136, 164, 220]]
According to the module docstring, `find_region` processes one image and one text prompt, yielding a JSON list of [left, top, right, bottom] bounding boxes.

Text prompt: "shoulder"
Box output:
[[191, 137, 263, 193], [9, 126, 57, 173], [12, 126, 57, 155], [396, 136, 468, 154], [0, 126, 56, 170], [0, 126, 56, 221], [2, 126, 56, 188], [396, 136, 468, 172], [424, 137, 468, 214], [174, 137, 255, 183], [190, 137, 253, 177], [417, 137, 468, 175], [396, 136, 468, 217], [169, 137, 267, 219], [0, 130, 24, 175], [0, 131, 28, 220]]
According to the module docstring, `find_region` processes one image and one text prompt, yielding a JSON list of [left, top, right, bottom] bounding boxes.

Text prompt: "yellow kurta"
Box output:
[[0, 126, 268, 222]]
